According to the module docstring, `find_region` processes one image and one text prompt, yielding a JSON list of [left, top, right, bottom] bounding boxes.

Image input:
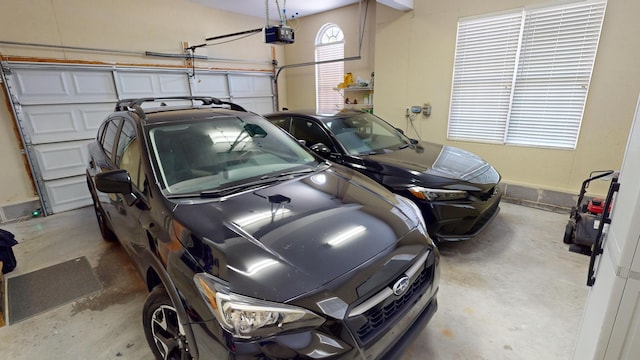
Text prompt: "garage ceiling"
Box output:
[[191, 0, 360, 19]]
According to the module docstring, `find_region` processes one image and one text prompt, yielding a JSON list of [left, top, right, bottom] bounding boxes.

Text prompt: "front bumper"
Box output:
[[189, 250, 440, 360], [191, 293, 438, 360], [417, 185, 502, 241]]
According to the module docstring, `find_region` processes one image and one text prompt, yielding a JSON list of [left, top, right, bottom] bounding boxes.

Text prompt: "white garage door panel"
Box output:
[[33, 140, 91, 181], [12, 68, 117, 104], [192, 74, 229, 97], [117, 72, 190, 98], [5, 62, 275, 215], [45, 176, 92, 213], [21, 103, 113, 144], [235, 97, 275, 114], [229, 75, 273, 97]]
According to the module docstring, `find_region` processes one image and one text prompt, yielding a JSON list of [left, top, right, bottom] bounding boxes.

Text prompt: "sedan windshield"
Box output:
[[323, 112, 411, 155], [149, 115, 318, 195]]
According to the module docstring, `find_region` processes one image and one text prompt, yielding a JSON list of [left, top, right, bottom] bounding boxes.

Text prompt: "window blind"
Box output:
[[449, 11, 523, 143], [448, 1, 606, 149], [316, 42, 344, 113], [507, 2, 606, 148]]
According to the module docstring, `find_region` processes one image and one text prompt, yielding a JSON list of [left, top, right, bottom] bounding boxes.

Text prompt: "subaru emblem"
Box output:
[[392, 276, 411, 296]]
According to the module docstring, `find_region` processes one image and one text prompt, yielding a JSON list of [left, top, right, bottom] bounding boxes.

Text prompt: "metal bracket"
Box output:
[[587, 179, 620, 286], [0, 62, 51, 215], [0, 61, 11, 75]]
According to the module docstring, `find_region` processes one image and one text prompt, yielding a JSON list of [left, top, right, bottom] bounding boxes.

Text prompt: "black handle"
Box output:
[[586, 176, 620, 286]]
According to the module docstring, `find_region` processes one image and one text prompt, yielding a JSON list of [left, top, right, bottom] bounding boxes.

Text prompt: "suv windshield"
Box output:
[[149, 115, 317, 195], [323, 112, 412, 155]]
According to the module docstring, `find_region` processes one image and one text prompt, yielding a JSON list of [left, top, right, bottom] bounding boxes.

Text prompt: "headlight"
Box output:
[[396, 195, 427, 235], [194, 273, 325, 339], [408, 186, 468, 201]]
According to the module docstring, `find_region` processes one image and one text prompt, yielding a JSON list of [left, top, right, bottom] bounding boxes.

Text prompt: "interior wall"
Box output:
[[0, 0, 286, 209], [280, 2, 376, 111], [3, 0, 635, 208], [0, 92, 35, 205], [373, 0, 640, 197]]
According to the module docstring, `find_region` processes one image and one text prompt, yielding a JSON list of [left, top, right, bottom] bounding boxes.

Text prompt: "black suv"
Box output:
[[86, 97, 440, 359]]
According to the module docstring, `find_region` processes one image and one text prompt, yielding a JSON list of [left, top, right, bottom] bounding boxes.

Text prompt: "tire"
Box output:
[[563, 222, 574, 244], [143, 286, 192, 360], [92, 199, 117, 242], [87, 177, 117, 242]]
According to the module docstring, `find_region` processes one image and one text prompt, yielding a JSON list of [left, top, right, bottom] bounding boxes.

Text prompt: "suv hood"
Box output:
[[363, 142, 499, 185], [172, 166, 425, 302]]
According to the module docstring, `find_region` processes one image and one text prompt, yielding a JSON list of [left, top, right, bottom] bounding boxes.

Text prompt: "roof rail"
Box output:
[[114, 96, 247, 118]]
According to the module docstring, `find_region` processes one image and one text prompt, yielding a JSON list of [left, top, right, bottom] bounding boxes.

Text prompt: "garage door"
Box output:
[[2, 62, 275, 215]]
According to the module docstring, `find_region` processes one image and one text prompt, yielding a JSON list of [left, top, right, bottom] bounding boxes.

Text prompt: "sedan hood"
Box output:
[[364, 142, 499, 185], [172, 166, 423, 302]]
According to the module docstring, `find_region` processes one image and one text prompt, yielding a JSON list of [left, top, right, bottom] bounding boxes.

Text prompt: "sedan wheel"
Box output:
[[143, 286, 191, 360]]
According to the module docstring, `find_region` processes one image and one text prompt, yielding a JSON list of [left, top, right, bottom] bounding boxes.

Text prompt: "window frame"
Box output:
[[315, 23, 345, 113], [101, 118, 122, 160]]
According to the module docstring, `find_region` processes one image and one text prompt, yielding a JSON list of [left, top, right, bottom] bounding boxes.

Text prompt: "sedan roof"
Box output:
[[265, 109, 368, 123]]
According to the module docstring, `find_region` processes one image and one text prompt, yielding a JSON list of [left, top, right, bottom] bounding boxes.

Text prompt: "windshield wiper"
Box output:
[[200, 177, 282, 198], [166, 193, 201, 199], [199, 168, 316, 198], [262, 167, 315, 179]]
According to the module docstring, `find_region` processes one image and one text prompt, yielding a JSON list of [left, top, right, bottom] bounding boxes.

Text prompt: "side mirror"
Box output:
[[309, 143, 332, 155], [95, 169, 142, 207], [96, 169, 132, 194]]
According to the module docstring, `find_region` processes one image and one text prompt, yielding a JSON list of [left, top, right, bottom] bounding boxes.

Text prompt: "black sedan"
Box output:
[[264, 110, 502, 242], [86, 97, 439, 359]]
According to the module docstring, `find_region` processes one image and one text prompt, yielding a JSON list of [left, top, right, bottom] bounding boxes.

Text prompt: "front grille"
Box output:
[[351, 263, 433, 345]]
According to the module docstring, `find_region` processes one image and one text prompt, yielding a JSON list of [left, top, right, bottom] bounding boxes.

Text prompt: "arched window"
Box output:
[[315, 24, 344, 113]]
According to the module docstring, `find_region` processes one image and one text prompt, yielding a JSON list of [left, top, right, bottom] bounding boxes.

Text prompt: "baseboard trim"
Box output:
[[0, 200, 42, 223], [500, 183, 575, 213]]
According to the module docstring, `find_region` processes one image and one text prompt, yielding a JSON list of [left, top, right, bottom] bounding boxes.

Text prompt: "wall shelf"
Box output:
[[334, 86, 374, 111]]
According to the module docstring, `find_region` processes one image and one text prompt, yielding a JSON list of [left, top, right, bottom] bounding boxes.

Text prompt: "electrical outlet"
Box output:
[[423, 104, 431, 116]]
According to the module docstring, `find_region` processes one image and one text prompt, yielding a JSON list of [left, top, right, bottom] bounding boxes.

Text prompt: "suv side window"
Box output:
[[116, 120, 136, 165], [101, 118, 122, 160], [116, 120, 143, 191]]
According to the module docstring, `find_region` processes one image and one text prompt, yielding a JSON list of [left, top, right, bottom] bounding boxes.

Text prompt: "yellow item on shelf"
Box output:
[[344, 73, 354, 86]]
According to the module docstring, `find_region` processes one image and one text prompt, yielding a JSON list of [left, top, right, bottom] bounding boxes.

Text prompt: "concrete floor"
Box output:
[[0, 202, 588, 359]]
